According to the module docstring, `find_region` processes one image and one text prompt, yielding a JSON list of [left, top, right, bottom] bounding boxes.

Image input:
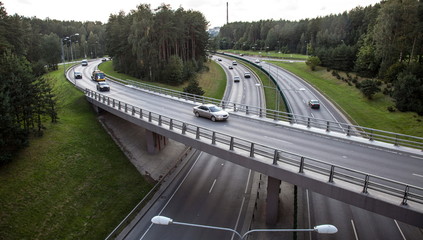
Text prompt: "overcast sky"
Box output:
[[3, 0, 381, 28]]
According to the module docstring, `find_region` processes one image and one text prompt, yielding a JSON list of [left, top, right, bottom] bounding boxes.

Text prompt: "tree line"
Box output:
[[215, 0, 423, 115], [0, 2, 107, 163], [106, 4, 209, 85]]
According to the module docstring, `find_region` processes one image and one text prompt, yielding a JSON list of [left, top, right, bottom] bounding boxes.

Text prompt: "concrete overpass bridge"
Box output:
[[83, 81, 423, 228]]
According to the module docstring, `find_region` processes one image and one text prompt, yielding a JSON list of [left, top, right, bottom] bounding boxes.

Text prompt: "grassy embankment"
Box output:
[[98, 59, 227, 99], [223, 49, 308, 60], [0, 66, 152, 239], [271, 61, 423, 137]]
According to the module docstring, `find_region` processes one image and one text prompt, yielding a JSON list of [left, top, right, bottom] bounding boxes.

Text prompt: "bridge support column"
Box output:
[[266, 176, 281, 225], [145, 129, 168, 154]]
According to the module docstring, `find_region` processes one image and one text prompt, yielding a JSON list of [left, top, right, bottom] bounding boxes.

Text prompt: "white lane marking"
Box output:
[[139, 152, 203, 240], [209, 179, 217, 194], [244, 170, 252, 194], [394, 219, 407, 240], [410, 155, 423, 160], [310, 112, 315, 118], [231, 169, 252, 240], [306, 189, 312, 240], [412, 173, 423, 178], [351, 219, 359, 240]]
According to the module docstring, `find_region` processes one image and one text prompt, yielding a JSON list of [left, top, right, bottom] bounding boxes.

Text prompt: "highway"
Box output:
[[232, 54, 423, 239], [73, 57, 264, 239], [70, 58, 423, 239]]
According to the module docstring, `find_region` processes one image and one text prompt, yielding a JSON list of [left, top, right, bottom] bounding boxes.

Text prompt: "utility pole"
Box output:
[[226, 2, 228, 24]]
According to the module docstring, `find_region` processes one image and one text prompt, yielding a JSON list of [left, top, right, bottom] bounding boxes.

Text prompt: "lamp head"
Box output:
[[151, 216, 173, 225], [314, 224, 338, 234]]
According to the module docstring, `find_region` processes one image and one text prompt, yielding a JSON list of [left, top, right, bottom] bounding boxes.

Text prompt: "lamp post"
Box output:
[[151, 216, 337, 239], [69, 33, 79, 62]]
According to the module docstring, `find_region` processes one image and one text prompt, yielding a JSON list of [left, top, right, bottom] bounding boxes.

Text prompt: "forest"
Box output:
[[214, 0, 423, 115], [0, 2, 107, 163], [106, 4, 209, 85]]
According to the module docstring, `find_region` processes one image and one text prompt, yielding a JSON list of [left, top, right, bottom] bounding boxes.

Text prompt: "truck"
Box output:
[[91, 70, 106, 82]]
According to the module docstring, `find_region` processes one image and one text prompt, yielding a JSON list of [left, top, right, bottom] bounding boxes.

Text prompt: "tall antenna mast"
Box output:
[[226, 2, 228, 24]]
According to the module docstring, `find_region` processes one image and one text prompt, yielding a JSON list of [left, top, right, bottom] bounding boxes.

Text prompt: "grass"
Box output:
[[0, 67, 152, 240], [223, 49, 308, 60], [270, 61, 423, 137], [99, 60, 226, 99]]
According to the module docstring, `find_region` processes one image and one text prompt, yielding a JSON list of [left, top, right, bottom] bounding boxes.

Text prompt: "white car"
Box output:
[[193, 104, 229, 121], [255, 59, 260, 63], [234, 76, 241, 83]]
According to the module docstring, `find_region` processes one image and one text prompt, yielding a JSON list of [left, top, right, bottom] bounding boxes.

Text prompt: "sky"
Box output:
[[3, 0, 381, 28]]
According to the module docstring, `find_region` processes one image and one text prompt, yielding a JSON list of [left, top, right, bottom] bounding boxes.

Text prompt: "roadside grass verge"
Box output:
[[223, 49, 308, 60], [99, 60, 226, 99], [0, 67, 152, 239], [271, 61, 423, 137]]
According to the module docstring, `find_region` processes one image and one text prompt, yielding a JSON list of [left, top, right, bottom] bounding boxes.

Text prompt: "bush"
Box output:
[[305, 56, 321, 71]]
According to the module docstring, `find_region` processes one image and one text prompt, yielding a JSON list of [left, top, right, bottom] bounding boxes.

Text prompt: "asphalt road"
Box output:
[[71, 59, 423, 239], [233, 54, 423, 239]]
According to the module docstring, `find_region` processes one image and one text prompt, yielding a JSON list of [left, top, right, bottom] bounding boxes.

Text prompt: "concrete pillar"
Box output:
[[145, 129, 168, 154], [266, 176, 281, 225]]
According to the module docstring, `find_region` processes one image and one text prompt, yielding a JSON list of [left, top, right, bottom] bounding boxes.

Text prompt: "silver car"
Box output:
[[193, 104, 229, 121]]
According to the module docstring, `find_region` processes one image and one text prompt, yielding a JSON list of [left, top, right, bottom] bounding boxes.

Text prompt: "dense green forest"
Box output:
[[215, 0, 423, 114], [0, 1, 107, 163], [106, 4, 209, 85]]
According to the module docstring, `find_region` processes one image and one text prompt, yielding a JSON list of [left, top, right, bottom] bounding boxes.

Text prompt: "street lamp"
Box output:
[[151, 216, 337, 239]]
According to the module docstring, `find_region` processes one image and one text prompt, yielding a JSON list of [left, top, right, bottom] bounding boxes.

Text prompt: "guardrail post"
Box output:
[[250, 143, 254, 157], [326, 121, 330, 132], [362, 175, 370, 193], [118, 101, 121, 110], [233, 103, 237, 112], [212, 132, 216, 144], [259, 108, 263, 118], [125, 103, 128, 112], [107, 97, 110, 105], [169, 119, 173, 130], [182, 123, 187, 134], [329, 166, 335, 183], [113, 99, 115, 108], [222, 101, 225, 110], [193, 95, 196, 103], [307, 118, 311, 128], [230, 137, 234, 150], [273, 150, 279, 165], [299, 157, 305, 173], [196, 127, 200, 139], [139, 109, 143, 119], [347, 125, 351, 136], [402, 185, 409, 205], [394, 135, 399, 146], [202, 96, 205, 104], [369, 130, 374, 141], [132, 106, 135, 115], [158, 115, 162, 126], [148, 112, 152, 122], [246, 106, 249, 115]]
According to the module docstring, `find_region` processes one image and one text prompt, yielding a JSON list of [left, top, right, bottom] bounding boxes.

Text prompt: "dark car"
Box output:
[[228, 65, 233, 69], [97, 81, 110, 92], [74, 71, 82, 79], [309, 99, 320, 109], [193, 104, 229, 122]]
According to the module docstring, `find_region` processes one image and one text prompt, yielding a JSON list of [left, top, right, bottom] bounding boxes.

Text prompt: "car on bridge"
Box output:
[[193, 104, 229, 122], [97, 81, 110, 92], [308, 99, 320, 109]]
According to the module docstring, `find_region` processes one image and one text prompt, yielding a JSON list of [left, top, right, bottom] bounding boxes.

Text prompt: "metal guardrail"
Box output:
[[105, 74, 423, 151], [86, 89, 423, 210]]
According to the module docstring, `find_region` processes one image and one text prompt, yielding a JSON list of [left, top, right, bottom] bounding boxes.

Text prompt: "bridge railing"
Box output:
[[86, 89, 423, 208], [104, 75, 423, 151]]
